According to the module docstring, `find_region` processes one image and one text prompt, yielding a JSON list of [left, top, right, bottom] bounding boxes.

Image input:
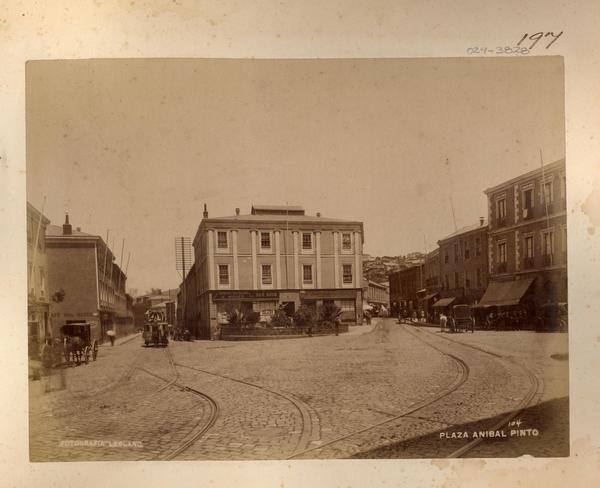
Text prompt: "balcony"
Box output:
[[497, 217, 507, 228], [497, 262, 507, 273], [522, 207, 534, 220], [542, 254, 554, 267]]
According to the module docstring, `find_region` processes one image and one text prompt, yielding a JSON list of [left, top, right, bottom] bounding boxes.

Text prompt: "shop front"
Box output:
[[212, 290, 281, 328], [207, 288, 363, 335], [299, 289, 362, 324]]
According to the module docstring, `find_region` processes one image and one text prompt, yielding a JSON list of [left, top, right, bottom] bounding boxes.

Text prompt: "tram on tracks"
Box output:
[[143, 310, 169, 347]]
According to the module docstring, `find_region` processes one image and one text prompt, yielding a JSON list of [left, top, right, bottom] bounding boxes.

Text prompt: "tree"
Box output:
[[244, 311, 261, 328], [317, 302, 342, 328], [293, 305, 316, 328], [270, 308, 292, 328]]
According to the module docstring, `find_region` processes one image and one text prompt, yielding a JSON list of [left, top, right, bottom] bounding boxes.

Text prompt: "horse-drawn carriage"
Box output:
[[450, 304, 475, 333], [60, 322, 99, 365]]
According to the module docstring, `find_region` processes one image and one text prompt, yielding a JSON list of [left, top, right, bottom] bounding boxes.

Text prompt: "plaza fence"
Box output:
[[220, 323, 349, 339]]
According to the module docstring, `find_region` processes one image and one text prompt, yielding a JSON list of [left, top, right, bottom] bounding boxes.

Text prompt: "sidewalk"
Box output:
[[99, 332, 141, 347], [347, 319, 378, 336]]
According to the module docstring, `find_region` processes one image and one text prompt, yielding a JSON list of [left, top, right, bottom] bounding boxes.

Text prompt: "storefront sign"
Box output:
[[300, 289, 357, 300], [213, 291, 279, 301]]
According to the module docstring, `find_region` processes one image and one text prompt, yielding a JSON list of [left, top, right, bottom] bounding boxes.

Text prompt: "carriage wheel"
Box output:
[[92, 340, 98, 361], [84, 346, 91, 364]]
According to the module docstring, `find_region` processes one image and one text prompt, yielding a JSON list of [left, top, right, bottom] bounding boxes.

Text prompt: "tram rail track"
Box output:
[[135, 363, 220, 460], [406, 325, 543, 458], [174, 362, 316, 455], [288, 323, 470, 459]]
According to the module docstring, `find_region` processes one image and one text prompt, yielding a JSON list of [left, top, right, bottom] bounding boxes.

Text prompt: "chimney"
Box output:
[[203, 203, 208, 219], [480, 217, 485, 226], [235, 207, 240, 216], [63, 213, 72, 235], [316, 212, 321, 217]]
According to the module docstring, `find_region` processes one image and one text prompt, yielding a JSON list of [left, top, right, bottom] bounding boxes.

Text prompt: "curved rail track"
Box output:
[[174, 362, 316, 455], [406, 325, 542, 458], [135, 357, 220, 460], [287, 324, 471, 459]]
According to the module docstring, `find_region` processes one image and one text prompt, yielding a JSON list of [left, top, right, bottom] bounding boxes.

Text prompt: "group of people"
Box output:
[[397, 309, 430, 324], [484, 309, 527, 331]]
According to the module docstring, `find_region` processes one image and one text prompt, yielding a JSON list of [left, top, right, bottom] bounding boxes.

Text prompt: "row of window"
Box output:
[[495, 228, 566, 265], [444, 238, 482, 264], [494, 175, 566, 225], [216, 230, 354, 251], [443, 268, 483, 290], [217, 263, 354, 286]]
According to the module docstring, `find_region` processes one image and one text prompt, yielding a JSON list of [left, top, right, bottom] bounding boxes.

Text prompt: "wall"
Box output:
[[46, 244, 98, 336]]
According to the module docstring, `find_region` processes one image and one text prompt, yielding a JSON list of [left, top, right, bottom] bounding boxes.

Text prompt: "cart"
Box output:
[[60, 322, 99, 365]]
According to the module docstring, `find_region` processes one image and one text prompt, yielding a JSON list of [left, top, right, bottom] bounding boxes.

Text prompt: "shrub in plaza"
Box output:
[[293, 305, 316, 328], [270, 308, 292, 328], [243, 311, 261, 329], [317, 302, 342, 329], [226, 308, 244, 328]]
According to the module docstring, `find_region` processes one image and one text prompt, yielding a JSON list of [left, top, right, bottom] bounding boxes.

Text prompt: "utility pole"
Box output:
[[540, 149, 552, 265]]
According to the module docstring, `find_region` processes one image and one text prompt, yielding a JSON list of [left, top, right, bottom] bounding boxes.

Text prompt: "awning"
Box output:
[[423, 292, 439, 301], [432, 297, 456, 308], [476, 278, 535, 308]]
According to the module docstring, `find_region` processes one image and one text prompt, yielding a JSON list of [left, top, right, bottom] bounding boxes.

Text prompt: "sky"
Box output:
[[26, 57, 565, 293]]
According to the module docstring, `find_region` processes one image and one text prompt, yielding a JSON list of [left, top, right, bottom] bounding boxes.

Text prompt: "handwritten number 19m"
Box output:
[[517, 32, 563, 50]]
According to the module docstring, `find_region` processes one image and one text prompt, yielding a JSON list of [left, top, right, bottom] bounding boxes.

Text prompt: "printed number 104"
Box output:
[[517, 31, 563, 49]]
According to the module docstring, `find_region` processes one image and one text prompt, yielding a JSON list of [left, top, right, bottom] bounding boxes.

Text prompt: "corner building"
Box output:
[[192, 205, 364, 339], [481, 158, 567, 314], [46, 215, 132, 342]]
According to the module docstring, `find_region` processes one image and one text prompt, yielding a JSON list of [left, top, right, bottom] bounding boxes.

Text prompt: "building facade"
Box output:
[[481, 158, 567, 313], [363, 280, 390, 308], [389, 264, 424, 316], [437, 219, 489, 306], [46, 215, 132, 342], [188, 205, 364, 339], [27, 202, 51, 358]]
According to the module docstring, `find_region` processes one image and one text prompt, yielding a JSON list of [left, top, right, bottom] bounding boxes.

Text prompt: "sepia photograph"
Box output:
[[25, 56, 569, 462]]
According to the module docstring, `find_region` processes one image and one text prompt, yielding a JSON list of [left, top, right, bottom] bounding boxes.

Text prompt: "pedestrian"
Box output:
[[107, 328, 116, 346], [334, 320, 339, 336], [440, 312, 447, 333], [420, 310, 425, 323]]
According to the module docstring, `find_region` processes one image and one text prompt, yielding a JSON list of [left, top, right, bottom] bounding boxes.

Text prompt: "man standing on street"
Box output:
[[107, 328, 116, 346], [440, 312, 447, 333]]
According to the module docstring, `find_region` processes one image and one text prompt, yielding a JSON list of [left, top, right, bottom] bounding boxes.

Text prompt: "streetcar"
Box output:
[[142, 310, 169, 347]]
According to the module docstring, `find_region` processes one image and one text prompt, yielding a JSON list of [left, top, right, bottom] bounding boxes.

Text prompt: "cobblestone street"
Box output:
[[29, 319, 569, 461]]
